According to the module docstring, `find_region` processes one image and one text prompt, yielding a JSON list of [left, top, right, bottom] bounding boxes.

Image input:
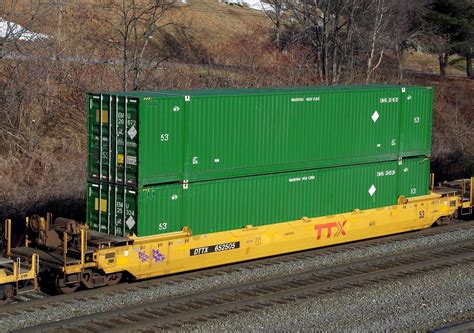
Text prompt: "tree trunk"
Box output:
[[395, 42, 403, 83], [332, 41, 338, 84], [438, 52, 448, 77], [467, 56, 473, 79], [275, 18, 281, 50]]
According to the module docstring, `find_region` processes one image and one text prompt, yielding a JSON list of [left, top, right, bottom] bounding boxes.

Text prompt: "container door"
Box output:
[[399, 87, 433, 157], [88, 94, 139, 186], [116, 96, 139, 186], [88, 94, 113, 182], [87, 182, 138, 236]]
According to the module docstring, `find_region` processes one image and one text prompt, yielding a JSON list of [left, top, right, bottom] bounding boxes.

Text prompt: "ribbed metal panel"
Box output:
[[138, 185, 183, 237], [186, 89, 403, 181], [400, 87, 433, 156], [87, 157, 430, 237], [396, 157, 430, 197], [139, 97, 185, 185], [87, 86, 433, 187]]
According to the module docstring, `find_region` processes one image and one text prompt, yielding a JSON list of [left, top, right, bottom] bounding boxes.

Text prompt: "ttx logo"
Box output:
[[314, 221, 347, 240]]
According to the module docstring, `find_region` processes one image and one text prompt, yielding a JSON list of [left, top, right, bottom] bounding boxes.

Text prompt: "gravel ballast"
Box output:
[[1, 226, 473, 332], [184, 262, 473, 332]]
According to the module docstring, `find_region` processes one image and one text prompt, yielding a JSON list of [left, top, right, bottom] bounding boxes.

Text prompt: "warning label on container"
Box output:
[[190, 242, 240, 256], [125, 216, 136, 229], [126, 155, 137, 166], [128, 126, 137, 140]]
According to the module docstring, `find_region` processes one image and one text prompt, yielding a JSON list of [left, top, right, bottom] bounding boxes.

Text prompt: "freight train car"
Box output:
[[88, 85, 433, 186], [3, 177, 472, 294]]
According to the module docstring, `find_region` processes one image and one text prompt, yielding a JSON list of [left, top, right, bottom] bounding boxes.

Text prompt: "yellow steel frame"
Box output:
[[0, 256, 39, 291], [0, 220, 39, 290], [65, 192, 461, 280], [5, 219, 11, 257]]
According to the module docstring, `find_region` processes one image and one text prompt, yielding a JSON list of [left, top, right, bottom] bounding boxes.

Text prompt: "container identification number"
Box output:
[[190, 242, 240, 256], [377, 170, 396, 177], [116, 201, 134, 217], [380, 97, 399, 104]]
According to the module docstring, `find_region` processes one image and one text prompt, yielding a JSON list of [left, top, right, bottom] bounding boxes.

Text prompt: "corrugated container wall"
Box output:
[[87, 86, 433, 187], [87, 157, 430, 237]]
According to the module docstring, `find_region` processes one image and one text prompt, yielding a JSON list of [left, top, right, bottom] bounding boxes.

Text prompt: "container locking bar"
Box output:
[[123, 96, 128, 237]]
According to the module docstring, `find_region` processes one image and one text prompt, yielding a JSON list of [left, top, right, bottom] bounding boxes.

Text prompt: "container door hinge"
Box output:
[[398, 157, 403, 165], [185, 96, 190, 102], [183, 180, 189, 190]]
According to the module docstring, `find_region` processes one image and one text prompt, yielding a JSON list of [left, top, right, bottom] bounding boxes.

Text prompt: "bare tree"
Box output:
[[364, 0, 392, 83], [388, 0, 427, 82], [286, 0, 356, 84], [273, 0, 435, 83], [262, 0, 286, 50], [92, 0, 178, 90]]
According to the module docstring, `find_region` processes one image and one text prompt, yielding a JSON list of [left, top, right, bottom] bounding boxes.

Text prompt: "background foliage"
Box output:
[[0, 0, 472, 220]]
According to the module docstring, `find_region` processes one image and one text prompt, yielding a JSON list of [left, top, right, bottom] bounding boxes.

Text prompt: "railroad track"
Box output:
[[12, 290, 48, 303], [1, 221, 473, 313], [0, 290, 47, 306], [13, 234, 474, 332]]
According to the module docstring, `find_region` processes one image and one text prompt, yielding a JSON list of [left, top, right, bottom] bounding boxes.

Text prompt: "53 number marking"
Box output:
[[158, 222, 167, 230]]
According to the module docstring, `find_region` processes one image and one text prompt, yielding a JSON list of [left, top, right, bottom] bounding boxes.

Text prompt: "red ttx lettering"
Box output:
[[314, 221, 347, 240]]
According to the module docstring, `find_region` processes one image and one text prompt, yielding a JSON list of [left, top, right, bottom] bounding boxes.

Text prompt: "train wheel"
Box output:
[[435, 215, 455, 226], [105, 273, 122, 286], [56, 276, 80, 294]]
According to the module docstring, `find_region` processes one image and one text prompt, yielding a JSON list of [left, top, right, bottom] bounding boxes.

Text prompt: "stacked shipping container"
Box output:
[[88, 157, 430, 236], [87, 85, 434, 237], [88, 85, 432, 186]]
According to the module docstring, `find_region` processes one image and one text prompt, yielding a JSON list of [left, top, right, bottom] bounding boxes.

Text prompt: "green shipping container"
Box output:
[[87, 85, 433, 187], [87, 157, 430, 237]]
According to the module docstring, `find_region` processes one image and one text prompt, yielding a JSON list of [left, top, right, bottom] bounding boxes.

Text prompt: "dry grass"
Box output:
[[176, 0, 268, 46], [3, 0, 269, 59], [403, 51, 466, 75], [6, 1, 466, 76]]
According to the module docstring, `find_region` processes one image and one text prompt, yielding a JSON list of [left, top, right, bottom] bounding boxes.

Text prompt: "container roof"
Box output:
[[93, 84, 431, 98]]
